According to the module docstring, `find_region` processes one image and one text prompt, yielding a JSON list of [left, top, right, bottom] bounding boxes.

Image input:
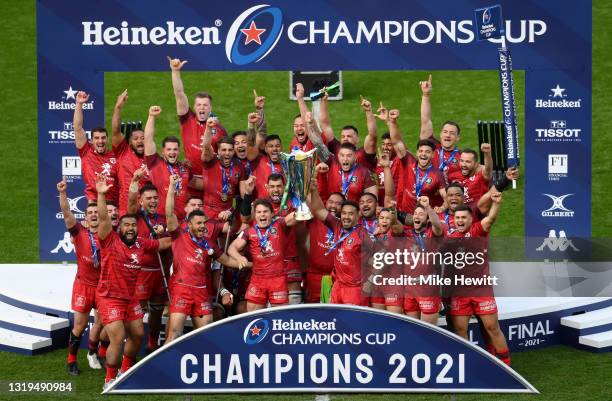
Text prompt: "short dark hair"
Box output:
[[119, 213, 138, 223], [454, 204, 472, 215], [265, 134, 282, 144], [91, 127, 108, 136], [162, 136, 181, 147], [339, 142, 357, 153], [416, 139, 436, 151], [252, 198, 273, 213], [218, 136, 234, 147], [382, 132, 391, 140], [360, 192, 378, 202], [188, 209, 206, 221], [446, 182, 465, 193], [462, 148, 478, 162], [106, 201, 117, 208], [341, 125, 358, 135], [328, 192, 346, 201], [380, 207, 394, 214], [194, 92, 213, 102], [442, 120, 461, 135], [139, 184, 158, 196], [414, 203, 427, 213], [267, 173, 285, 184], [340, 200, 359, 212], [86, 202, 98, 210], [294, 114, 303, 121], [187, 195, 202, 203], [232, 130, 247, 140]]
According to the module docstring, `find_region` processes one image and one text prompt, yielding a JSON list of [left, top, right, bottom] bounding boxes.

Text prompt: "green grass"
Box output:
[[0, 345, 610, 400]]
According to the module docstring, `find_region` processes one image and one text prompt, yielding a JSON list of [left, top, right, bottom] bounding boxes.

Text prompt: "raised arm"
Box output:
[[295, 83, 311, 118], [165, 174, 179, 232], [360, 96, 377, 155], [304, 111, 332, 162], [253, 89, 267, 135], [111, 89, 129, 147], [57, 178, 76, 229], [419, 74, 434, 140], [201, 117, 217, 163], [95, 176, 113, 240], [378, 152, 396, 208], [127, 166, 147, 215], [480, 143, 493, 181], [420, 196, 442, 236], [167, 56, 189, 116], [317, 90, 335, 143], [307, 179, 329, 222], [246, 112, 265, 161], [378, 106, 407, 159], [144, 106, 162, 156], [481, 191, 502, 232], [73, 91, 90, 150]]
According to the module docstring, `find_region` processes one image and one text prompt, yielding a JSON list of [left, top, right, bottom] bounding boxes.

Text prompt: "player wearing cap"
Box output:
[[73, 91, 118, 204]]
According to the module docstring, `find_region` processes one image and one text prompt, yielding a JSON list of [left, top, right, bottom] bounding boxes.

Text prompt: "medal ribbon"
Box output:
[[413, 229, 426, 251], [325, 226, 356, 256], [340, 164, 357, 196], [255, 219, 276, 254], [165, 160, 185, 192], [220, 159, 234, 199], [439, 147, 459, 171], [415, 165, 433, 197], [87, 230, 100, 267]]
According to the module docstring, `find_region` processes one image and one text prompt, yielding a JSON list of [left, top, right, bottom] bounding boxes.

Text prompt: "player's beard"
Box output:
[[120, 230, 137, 246]]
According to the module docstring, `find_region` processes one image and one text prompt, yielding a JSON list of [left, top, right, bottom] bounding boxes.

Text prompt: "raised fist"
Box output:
[[316, 162, 329, 174], [76, 91, 89, 104], [167, 56, 187, 71], [480, 143, 491, 153], [418, 196, 430, 208], [115, 89, 128, 109], [56, 178, 67, 193], [149, 105, 162, 116], [388, 109, 400, 122], [420, 74, 432, 95], [247, 112, 260, 125], [491, 191, 502, 204], [377, 152, 390, 168], [206, 116, 218, 128]]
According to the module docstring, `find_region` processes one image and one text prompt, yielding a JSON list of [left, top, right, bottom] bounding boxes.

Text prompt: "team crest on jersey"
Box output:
[[234, 172, 240, 179], [269, 227, 278, 235], [425, 177, 433, 185], [351, 176, 358, 183], [347, 238, 354, 245], [203, 227, 209, 235], [109, 157, 117, 164], [130, 253, 139, 264], [194, 248, 203, 260]]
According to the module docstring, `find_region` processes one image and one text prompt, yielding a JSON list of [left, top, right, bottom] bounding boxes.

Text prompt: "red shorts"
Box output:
[[246, 275, 288, 305], [371, 294, 403, 307], [330, 283, 369, 306], [404, 296, 441, 314], [304, 272, 324, 303], [169, 284, 212, 317], [71, 279, 97, 313], [135, 269, 166, 301], [448, 297, 498, 316], [285, 258, 302, 283], [96, 296, 144, 325]]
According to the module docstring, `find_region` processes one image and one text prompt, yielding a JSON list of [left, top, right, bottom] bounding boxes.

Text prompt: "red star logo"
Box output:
[[240, 21, 266, 45], [250, 325, 262, 336]]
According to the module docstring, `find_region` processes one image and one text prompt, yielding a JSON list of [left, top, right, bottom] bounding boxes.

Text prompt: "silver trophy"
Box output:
[[280, 147, 317, 221]]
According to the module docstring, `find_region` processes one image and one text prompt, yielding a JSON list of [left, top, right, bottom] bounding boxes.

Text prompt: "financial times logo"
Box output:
[[244, 318, 270, 345], [541, 194, 574, 217], [548, 154, 568, 182], [225, 4, 284, 65]]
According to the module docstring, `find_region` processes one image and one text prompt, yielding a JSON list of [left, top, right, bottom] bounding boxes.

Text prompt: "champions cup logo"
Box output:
[[243, 318, 270, 345], [482, 8, 492, 24], [225, 4, 284, 65]]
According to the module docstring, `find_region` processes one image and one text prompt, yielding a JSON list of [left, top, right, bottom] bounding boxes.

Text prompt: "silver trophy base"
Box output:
[[295, 204, 313, 221]]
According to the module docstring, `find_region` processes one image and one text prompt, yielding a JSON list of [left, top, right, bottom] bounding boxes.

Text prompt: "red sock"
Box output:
[[121, 355, 136, 372], [496, 348, 511, 366], [67, 352, 78, 363], [88, 339, 99, 354], [147, 331, 160, 351], [98, 341, 109, 358], [105, 366, 118, 382], [67, 331, 81, 363], [486, 342, 496, 355]]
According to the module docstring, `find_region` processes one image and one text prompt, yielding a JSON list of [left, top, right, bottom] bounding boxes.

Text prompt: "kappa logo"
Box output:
[[536, 230, 579, 252], [50, 232, 75, 254], [541, 194, 574, 217], [225, 4, 284, 65], [244, 318, 270, 345]]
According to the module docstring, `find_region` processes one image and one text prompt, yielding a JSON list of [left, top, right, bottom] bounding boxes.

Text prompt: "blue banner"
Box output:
[[105, 305, 537, 394], [36, 0, 592, 260], [497, 47, 520, 167]]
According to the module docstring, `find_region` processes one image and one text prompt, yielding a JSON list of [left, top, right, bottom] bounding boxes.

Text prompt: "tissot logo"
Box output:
[[535, 120, 581, 142], [541, 194, 574, 217], [49, 122, 91, 144], [535, 84, 582, 108]]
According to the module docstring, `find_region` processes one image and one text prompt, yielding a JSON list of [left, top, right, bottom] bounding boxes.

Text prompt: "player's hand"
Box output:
[[388, 109, 400, 123], [420, 74, 432, 96], [76, 91, 89, 104], [304, 111, 314, 126], [56, 177, 68, 193], [253, 89, 265, 110], [316, 162, 329, 174], [506, 166, 519, 181], [375, 102, 388, 121], [236, 255, 249, 270], [491, 191, 503, 204], [206, 116, 218, 129], [218, 210, 233, 221], [221, 291, 233, 306], [418, 196, 430, 208], [149, 105, 162, 117], [153, 224, 165, 236], [167, 56, 187, 71], [95, 174, 112, 194], [247, 112, 260, 126], [115, 89, 128, 109], [480, 143, 491, 153], [244, 175, 256, 195], [377, 151, 390, 168], [433, 206, 445, 213], [295, 83, 305, 99], [360, 95, 372, 112], [132, 165, 147, 183]]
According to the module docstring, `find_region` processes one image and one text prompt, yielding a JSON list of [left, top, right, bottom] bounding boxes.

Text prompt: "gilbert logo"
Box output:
[[541, 194, 574, 217], [243, 318, 270, 345]]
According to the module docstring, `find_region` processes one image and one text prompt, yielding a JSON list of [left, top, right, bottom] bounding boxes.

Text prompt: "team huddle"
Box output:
[[58, 58, 520, 388]]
